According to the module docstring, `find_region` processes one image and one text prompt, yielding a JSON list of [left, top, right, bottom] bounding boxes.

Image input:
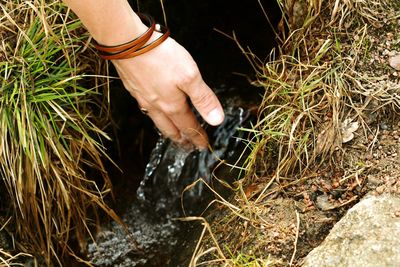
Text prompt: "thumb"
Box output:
[[185, 80, 225, 126]]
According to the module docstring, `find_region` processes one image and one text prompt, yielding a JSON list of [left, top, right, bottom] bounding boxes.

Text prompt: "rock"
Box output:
[[389, 55, 400, 70], [303, 194, 400, 267], [315, 195, 335, 211]]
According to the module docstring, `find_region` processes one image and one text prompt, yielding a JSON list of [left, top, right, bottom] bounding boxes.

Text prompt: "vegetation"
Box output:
[[0, 0, 398, 265], [193, 0, 400, 265], [0, 1, 116, 265]]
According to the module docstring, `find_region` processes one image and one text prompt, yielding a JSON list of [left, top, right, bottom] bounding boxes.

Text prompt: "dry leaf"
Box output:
[[341, 118, 359, 143]]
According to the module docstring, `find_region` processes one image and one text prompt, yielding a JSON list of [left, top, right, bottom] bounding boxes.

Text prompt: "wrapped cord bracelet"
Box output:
[[93, 14, 170, 60], [93, 13, 155, 53], [99, 24, 170, 60]]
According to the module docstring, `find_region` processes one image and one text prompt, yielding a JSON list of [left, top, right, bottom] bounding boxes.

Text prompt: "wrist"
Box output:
[[95, 14, 170, 60], [92, 11, 148, 46]]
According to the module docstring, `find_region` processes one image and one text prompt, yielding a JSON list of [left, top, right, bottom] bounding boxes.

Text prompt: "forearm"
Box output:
[[62, 0, 147, 45]]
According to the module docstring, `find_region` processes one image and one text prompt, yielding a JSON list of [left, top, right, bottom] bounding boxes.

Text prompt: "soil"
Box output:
[[90, 1, 400, 266], [95, 2, 400, 263], [99, 1, 400, 266], [196, 2, 400, 266], [200, 113, 400, 266]]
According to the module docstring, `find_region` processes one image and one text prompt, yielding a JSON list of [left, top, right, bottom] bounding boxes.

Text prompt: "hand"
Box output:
[[61, 0, 224, 148], [111, 36, 225, 149]]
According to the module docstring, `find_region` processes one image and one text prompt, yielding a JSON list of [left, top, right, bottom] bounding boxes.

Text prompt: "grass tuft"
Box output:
[[243, 0, 400, 180], [0, 0, 115, 264], [194, 0, 400, 265]]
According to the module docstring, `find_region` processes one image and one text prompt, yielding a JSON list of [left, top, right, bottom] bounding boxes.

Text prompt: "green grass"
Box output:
[[0, 1, 115, 264], [229, 251, 274, 267]]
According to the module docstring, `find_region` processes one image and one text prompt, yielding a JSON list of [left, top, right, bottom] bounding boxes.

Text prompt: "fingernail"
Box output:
[[207, 108, 224, 126]]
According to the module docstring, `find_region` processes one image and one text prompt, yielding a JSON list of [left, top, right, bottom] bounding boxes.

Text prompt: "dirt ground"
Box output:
[[200, 91, 400, 267], [195, 1, 400, 266]]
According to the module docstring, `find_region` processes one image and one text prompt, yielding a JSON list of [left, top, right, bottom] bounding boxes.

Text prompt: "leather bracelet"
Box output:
[[93, 13, 155, 54], [98, 24, 170, 60]]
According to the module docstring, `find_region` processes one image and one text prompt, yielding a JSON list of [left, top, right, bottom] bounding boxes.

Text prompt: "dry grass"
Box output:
[[0, 250, 30, 267], [244, 0, 400, 180], [193, 0, 400, 265], [0, 0, 116, 264]]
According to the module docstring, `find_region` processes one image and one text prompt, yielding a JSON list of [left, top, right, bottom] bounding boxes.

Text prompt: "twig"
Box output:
[[367, 126, 380, 153], [289, 211, 300, 266]]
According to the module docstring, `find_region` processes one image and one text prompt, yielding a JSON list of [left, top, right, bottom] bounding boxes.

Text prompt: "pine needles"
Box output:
[[0, 0, 114, 264]]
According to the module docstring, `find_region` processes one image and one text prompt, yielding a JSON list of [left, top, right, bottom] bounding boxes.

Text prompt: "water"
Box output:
[[87, 106, 249, 266], [137, 106, 248, 216]]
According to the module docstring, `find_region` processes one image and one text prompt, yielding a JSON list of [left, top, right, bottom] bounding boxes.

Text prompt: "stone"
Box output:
[[303, 194, 400, 267], [315, 195, 335, 211], [389, 55, 400, 70]]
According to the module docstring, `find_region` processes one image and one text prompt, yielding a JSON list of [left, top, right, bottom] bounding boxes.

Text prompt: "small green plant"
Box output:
[[231, 253, 272, 267], [225, 245, 274, 267]]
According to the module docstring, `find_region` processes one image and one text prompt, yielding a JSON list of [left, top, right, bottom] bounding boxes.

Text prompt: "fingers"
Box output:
[[179, 72, 225, 126], [136, 96, 208, 148], [111, 39, 224, 149], [165, 99, 209, 149], [134, 69, 222, 148], [135, 97, 181, 141]]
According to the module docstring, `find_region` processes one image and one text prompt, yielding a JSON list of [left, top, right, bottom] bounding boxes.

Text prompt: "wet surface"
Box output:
[[88, 1, 281, 266], [88, 104, 251, 266]]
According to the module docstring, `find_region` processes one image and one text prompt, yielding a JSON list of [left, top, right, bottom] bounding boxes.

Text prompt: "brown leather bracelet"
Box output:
[[93, 13, 155, 53], [99, 24, 170, 60]]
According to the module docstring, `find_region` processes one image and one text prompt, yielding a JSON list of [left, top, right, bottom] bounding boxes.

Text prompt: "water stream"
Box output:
[[85, 2, 280, 264], [88, 103, 250, 266]]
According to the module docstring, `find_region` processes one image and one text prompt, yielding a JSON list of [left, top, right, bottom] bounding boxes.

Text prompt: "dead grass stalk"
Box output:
[[0, 0, 116, 264], [194, 0, 400, 265]]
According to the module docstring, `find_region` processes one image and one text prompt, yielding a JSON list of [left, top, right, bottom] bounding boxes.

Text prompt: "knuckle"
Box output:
[[179, 65, 199, 86], [146, 94, 160, 103], [159, 98, 188, 116], [161, 103, 182, 116], [135, 95, 159, 110]]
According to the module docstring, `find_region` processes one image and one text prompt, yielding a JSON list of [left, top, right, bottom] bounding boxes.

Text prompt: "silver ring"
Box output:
[[140, 107, 149, 115]]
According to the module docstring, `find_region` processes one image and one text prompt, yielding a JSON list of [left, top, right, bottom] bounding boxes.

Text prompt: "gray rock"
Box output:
[[303, 194, 400, 267]]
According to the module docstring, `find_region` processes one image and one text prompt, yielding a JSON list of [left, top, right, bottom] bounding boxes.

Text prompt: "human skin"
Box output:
[[63, 0, 225, 149]]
